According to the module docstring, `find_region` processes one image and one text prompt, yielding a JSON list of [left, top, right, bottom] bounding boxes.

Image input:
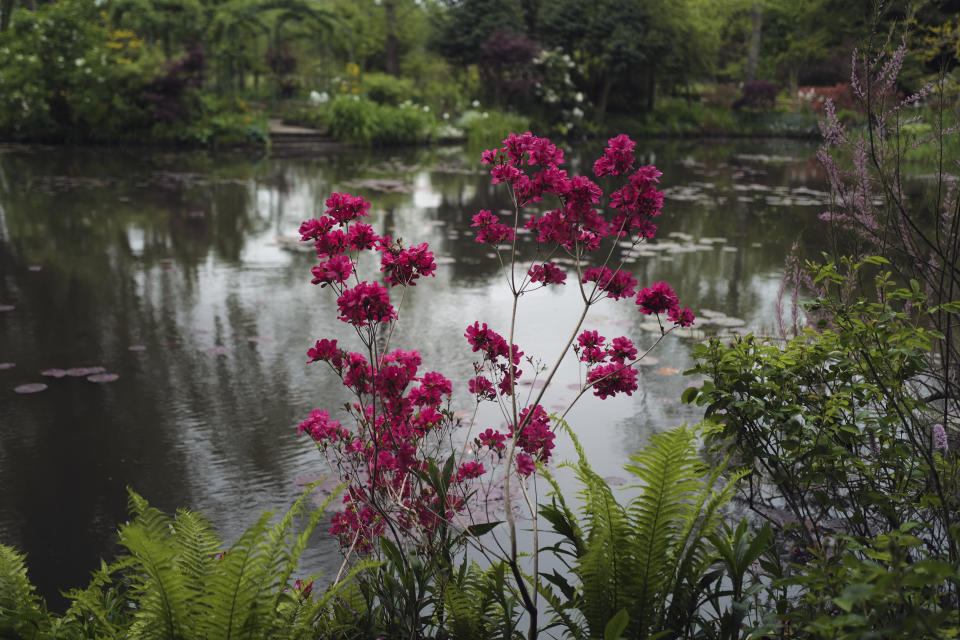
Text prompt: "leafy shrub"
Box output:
[[733, 81, 777, 110], [0, 0, 158, 142], [361, 71, 416, 106], [686, 256, 960, 635], [457, 108, 530, 149], [326, 94, 435, 145]]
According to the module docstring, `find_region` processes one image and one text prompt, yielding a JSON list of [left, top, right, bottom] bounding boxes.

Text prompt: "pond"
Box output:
[[0, 137, 829, 609]]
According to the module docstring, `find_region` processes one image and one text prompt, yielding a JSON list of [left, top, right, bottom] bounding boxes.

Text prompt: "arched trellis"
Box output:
[[205, 0, 350, 97]]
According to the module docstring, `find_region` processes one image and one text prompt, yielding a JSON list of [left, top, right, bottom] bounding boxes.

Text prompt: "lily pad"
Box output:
[[28, 265, 42, 272], [14, 383, 47, 394], [40, 368, 67, 378], [128, 345, 147, 351], [66, 366, 106, 377], [0, 363, 14, 370], [203, 346, 230, 356], [653, 367, 681, 376], [0, 305, 14, 312], [87, 373, 119, 383]]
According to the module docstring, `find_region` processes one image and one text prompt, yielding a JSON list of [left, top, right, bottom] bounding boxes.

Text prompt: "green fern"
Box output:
[[542, 424, 741, 639], [0, 543, 52, 639]]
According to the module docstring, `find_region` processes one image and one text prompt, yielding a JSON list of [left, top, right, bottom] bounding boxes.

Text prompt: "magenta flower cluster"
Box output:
[[297, 133, 695, 555]]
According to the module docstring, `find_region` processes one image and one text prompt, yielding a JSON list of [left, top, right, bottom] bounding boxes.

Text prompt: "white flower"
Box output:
[[471, 99, 480, 108], [572, 107, 584, 118], [442, 112, 450, 120], [422, 105, 430, 112], [75, 58, 84, 67], [482, 111, 489, 119], [575, 92, 583, 103]]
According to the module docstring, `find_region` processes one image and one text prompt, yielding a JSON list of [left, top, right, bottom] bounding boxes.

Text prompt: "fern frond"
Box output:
[[199, 510, 274, 640], [0, 543, 40, 618], [119, 500, 194, 640]]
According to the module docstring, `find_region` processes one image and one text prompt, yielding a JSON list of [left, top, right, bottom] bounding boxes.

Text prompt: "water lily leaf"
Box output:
[[14, 383, 47, 393]]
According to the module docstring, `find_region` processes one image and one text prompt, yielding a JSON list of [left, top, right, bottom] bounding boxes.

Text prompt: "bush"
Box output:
[[361, 71, 416, 106], [326, 94, 435, 145], [457, 108, 530, 149], [0, 0, 159, 142], [733, 81, 778, 110]]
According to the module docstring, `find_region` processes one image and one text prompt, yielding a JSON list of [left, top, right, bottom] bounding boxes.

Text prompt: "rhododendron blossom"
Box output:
[[337, 281, 397, 326], [296, 132, 695, 559]]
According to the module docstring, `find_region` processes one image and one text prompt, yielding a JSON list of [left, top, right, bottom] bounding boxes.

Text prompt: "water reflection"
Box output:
[[0, 138, 825, 609]]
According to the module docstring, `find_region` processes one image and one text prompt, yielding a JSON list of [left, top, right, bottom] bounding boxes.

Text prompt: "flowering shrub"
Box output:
[[297, 131, 693, 634]]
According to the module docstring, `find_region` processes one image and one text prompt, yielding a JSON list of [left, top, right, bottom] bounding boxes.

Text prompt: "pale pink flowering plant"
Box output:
[[296, 133, 694, 633]]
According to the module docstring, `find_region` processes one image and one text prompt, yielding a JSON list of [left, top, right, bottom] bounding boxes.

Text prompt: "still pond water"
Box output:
[[0, 138, 828, 608]]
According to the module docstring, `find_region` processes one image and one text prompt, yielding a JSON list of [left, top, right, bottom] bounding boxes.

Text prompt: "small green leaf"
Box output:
[[604, 608, 629, 640], [465, 521, 502, 537]]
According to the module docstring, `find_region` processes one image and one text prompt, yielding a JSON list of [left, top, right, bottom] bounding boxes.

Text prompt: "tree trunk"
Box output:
[[596, 75, 614, 122], [646, 66, 656, 113], [745, 0, 763, 84], [0, 0, 14, 31], [384, 1, 399, 76]]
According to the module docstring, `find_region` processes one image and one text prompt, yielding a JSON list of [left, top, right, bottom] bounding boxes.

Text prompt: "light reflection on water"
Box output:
[[0, 138, 826, 609]]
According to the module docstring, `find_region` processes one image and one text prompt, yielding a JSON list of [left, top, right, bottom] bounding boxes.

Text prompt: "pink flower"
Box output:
[[307, 338, 341, 365], [515, 453, 536, 476], [348, 223, 379, 251], [315, 229, 349, 257], [310, 255, 353, 287], [476, 428, 507, 452], [456, 461, 486, 481], [581, 267, 637, 300], [528, 262, 567, 285], [511, 404, 555, 463], [325, 192, 371, 223], [490, 164, 521, 185], [337, 281, 397, 327], [380, 242, 436, 286], [464, 322, 521, 364], [471, 210, 516, 244], [636, 281, 678, 315], [299, 216, 335, 241], [576, 330, 606, 364], [297, 409, 348, 443], [469, 375, 496, 400], [668, 306, 695, 327], [593, 134, 636, 177], [607, 336, 638, 363], [586, 363, 638, 399]]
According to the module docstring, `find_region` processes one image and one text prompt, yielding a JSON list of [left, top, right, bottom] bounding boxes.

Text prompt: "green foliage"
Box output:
[[0, 544, 53, 639], [539, 424, 745, 639], [326, 94, 435, 145], [441, 561, 524, 640], [0, 484, 348, 639], [0, 0, 158, 142], [685, 256, 960, 635], [783, 526, 960, 638], [361, 71, 416, 105], [458, 109, 530, 151]]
